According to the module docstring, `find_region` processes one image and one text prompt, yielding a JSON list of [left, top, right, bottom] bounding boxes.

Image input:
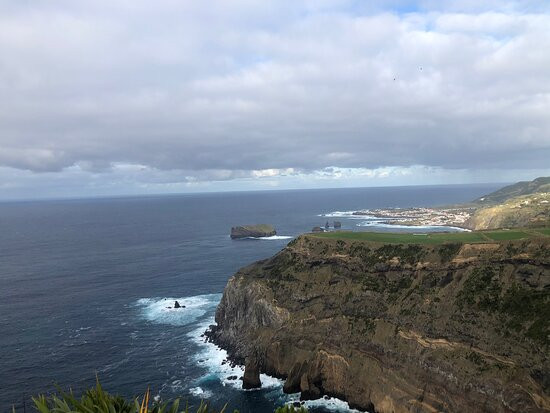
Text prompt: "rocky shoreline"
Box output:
[[207, 235, 550, 412]]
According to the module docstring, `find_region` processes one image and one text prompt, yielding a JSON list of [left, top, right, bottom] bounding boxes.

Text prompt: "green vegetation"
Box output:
[[373, 244, 425, 264], [28, 381, 308, 413], [473, 176, 550, 204], [314, 231, 486, 244], [457, 268, 549, 346], [482, 231, 530, 241], [457, 266, 502, 312], [438, 243, 462, 262], [500, 284, 549, 345], [536, 228, 550, 236], [312, 228, 548, 244]]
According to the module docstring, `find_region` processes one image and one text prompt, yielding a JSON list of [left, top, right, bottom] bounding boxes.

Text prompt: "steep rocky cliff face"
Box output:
[[209, 235, 550, 412]]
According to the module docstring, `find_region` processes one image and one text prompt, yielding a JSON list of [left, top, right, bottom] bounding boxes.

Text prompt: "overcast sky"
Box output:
[[1, 0, 549, 199]]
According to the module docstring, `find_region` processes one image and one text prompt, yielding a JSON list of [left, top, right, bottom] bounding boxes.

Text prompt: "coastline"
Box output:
[[207, 234, 550, 412], [321, 206, 475, 231]]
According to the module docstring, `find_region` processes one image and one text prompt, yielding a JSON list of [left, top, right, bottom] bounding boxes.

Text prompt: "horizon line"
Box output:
[[0, 181, 510, 204]]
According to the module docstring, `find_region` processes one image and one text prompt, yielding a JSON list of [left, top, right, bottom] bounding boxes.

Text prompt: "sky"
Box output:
[[0, 0, 549, 199]]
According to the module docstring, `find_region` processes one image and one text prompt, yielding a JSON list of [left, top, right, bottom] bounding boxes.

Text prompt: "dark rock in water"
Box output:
[[174, 300, 185, 309], [300, 373, 321, 400], [333, 221, 341, 228], [227, 375, 238, 381], [231, 224, 276, 239], [242, 357, 261, 389], [311, 226, 324, 233]]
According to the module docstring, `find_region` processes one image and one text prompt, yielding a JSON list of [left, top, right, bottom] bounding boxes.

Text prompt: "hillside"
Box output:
[[466, 192, 550, 230], [209, 234, 550, 413], [474, 177, 550, 205]]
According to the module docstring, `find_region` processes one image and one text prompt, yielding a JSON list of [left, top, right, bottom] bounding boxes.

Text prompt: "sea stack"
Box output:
[[230, 224, 276, 239], [242, 357, 261, 389]]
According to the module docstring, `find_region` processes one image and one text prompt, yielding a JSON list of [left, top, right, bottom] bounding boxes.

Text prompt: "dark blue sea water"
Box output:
[[0, 184, 501, 413]]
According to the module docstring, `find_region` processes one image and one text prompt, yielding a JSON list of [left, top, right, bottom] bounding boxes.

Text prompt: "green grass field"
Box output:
[[312, 228, 548, 244], [482, 230, 530, 241]]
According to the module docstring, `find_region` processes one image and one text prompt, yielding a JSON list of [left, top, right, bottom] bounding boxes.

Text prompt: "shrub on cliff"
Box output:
[[32, 381, 234, 413], [29, 380, 307, 413]]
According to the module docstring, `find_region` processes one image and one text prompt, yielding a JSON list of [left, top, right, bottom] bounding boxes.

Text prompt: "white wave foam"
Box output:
[[319, 211, 376, 219], [283, 395, 365, 412], [187, 319, 362, 411], [301, 397, 364, 412], [135, 294, 221, 326], [355, 221, 469, 231], [189, 387, 213, 399], [248, 235, 294, 240], [188, 318, 284, 391]]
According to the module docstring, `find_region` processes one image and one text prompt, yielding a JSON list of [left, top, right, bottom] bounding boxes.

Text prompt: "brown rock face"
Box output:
[[242, 357, 262, 389], [209, 235, 550, 413]]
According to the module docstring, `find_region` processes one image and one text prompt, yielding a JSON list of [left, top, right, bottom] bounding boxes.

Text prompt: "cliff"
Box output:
[[209, 235, 550, 412]]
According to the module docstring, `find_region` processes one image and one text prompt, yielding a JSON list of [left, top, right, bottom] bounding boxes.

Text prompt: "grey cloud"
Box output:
[[0, 0, 549, 180]]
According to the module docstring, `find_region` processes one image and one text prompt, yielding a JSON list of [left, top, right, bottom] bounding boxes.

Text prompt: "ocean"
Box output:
[[0, 184, 500, 413]]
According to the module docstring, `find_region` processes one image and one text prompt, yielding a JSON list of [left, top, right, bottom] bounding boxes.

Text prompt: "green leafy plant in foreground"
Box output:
[[29, 379, 308, 413]]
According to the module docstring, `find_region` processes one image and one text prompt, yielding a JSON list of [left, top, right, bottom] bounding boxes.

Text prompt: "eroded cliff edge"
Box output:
[[208, 235, 550, 412]]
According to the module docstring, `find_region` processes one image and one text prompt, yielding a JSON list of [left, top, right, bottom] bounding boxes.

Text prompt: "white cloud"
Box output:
[[0, 0, 549, 197]]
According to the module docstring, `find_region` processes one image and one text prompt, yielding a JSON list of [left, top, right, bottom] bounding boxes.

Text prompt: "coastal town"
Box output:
[[352, 206, 474, 228]]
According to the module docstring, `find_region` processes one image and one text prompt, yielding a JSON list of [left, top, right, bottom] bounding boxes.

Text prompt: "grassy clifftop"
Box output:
[[212, 234, 550, 412], [313, 227, 549, 244]]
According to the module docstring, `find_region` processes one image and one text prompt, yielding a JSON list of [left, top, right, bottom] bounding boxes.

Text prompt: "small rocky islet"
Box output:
[[230, 224, 276, 239]]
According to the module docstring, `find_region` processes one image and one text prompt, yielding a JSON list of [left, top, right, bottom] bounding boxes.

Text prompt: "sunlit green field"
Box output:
[[312, 228, 549, 244]]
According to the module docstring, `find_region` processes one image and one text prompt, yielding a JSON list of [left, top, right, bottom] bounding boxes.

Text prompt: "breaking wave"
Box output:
[[319, 211, 375, 219], [248, 235, 294, 240], [135, 294, 221, 326], [187, 318, 284, 391], [355, 221, 469, 232]]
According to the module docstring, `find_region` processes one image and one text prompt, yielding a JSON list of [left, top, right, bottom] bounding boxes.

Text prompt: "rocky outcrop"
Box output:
[[209, 235, 550, 412], [230, 224, 276, 239], [242, 357, 262, 389]]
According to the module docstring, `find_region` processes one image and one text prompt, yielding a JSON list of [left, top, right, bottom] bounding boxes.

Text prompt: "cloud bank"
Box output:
[[0, 0, 549, 197]]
